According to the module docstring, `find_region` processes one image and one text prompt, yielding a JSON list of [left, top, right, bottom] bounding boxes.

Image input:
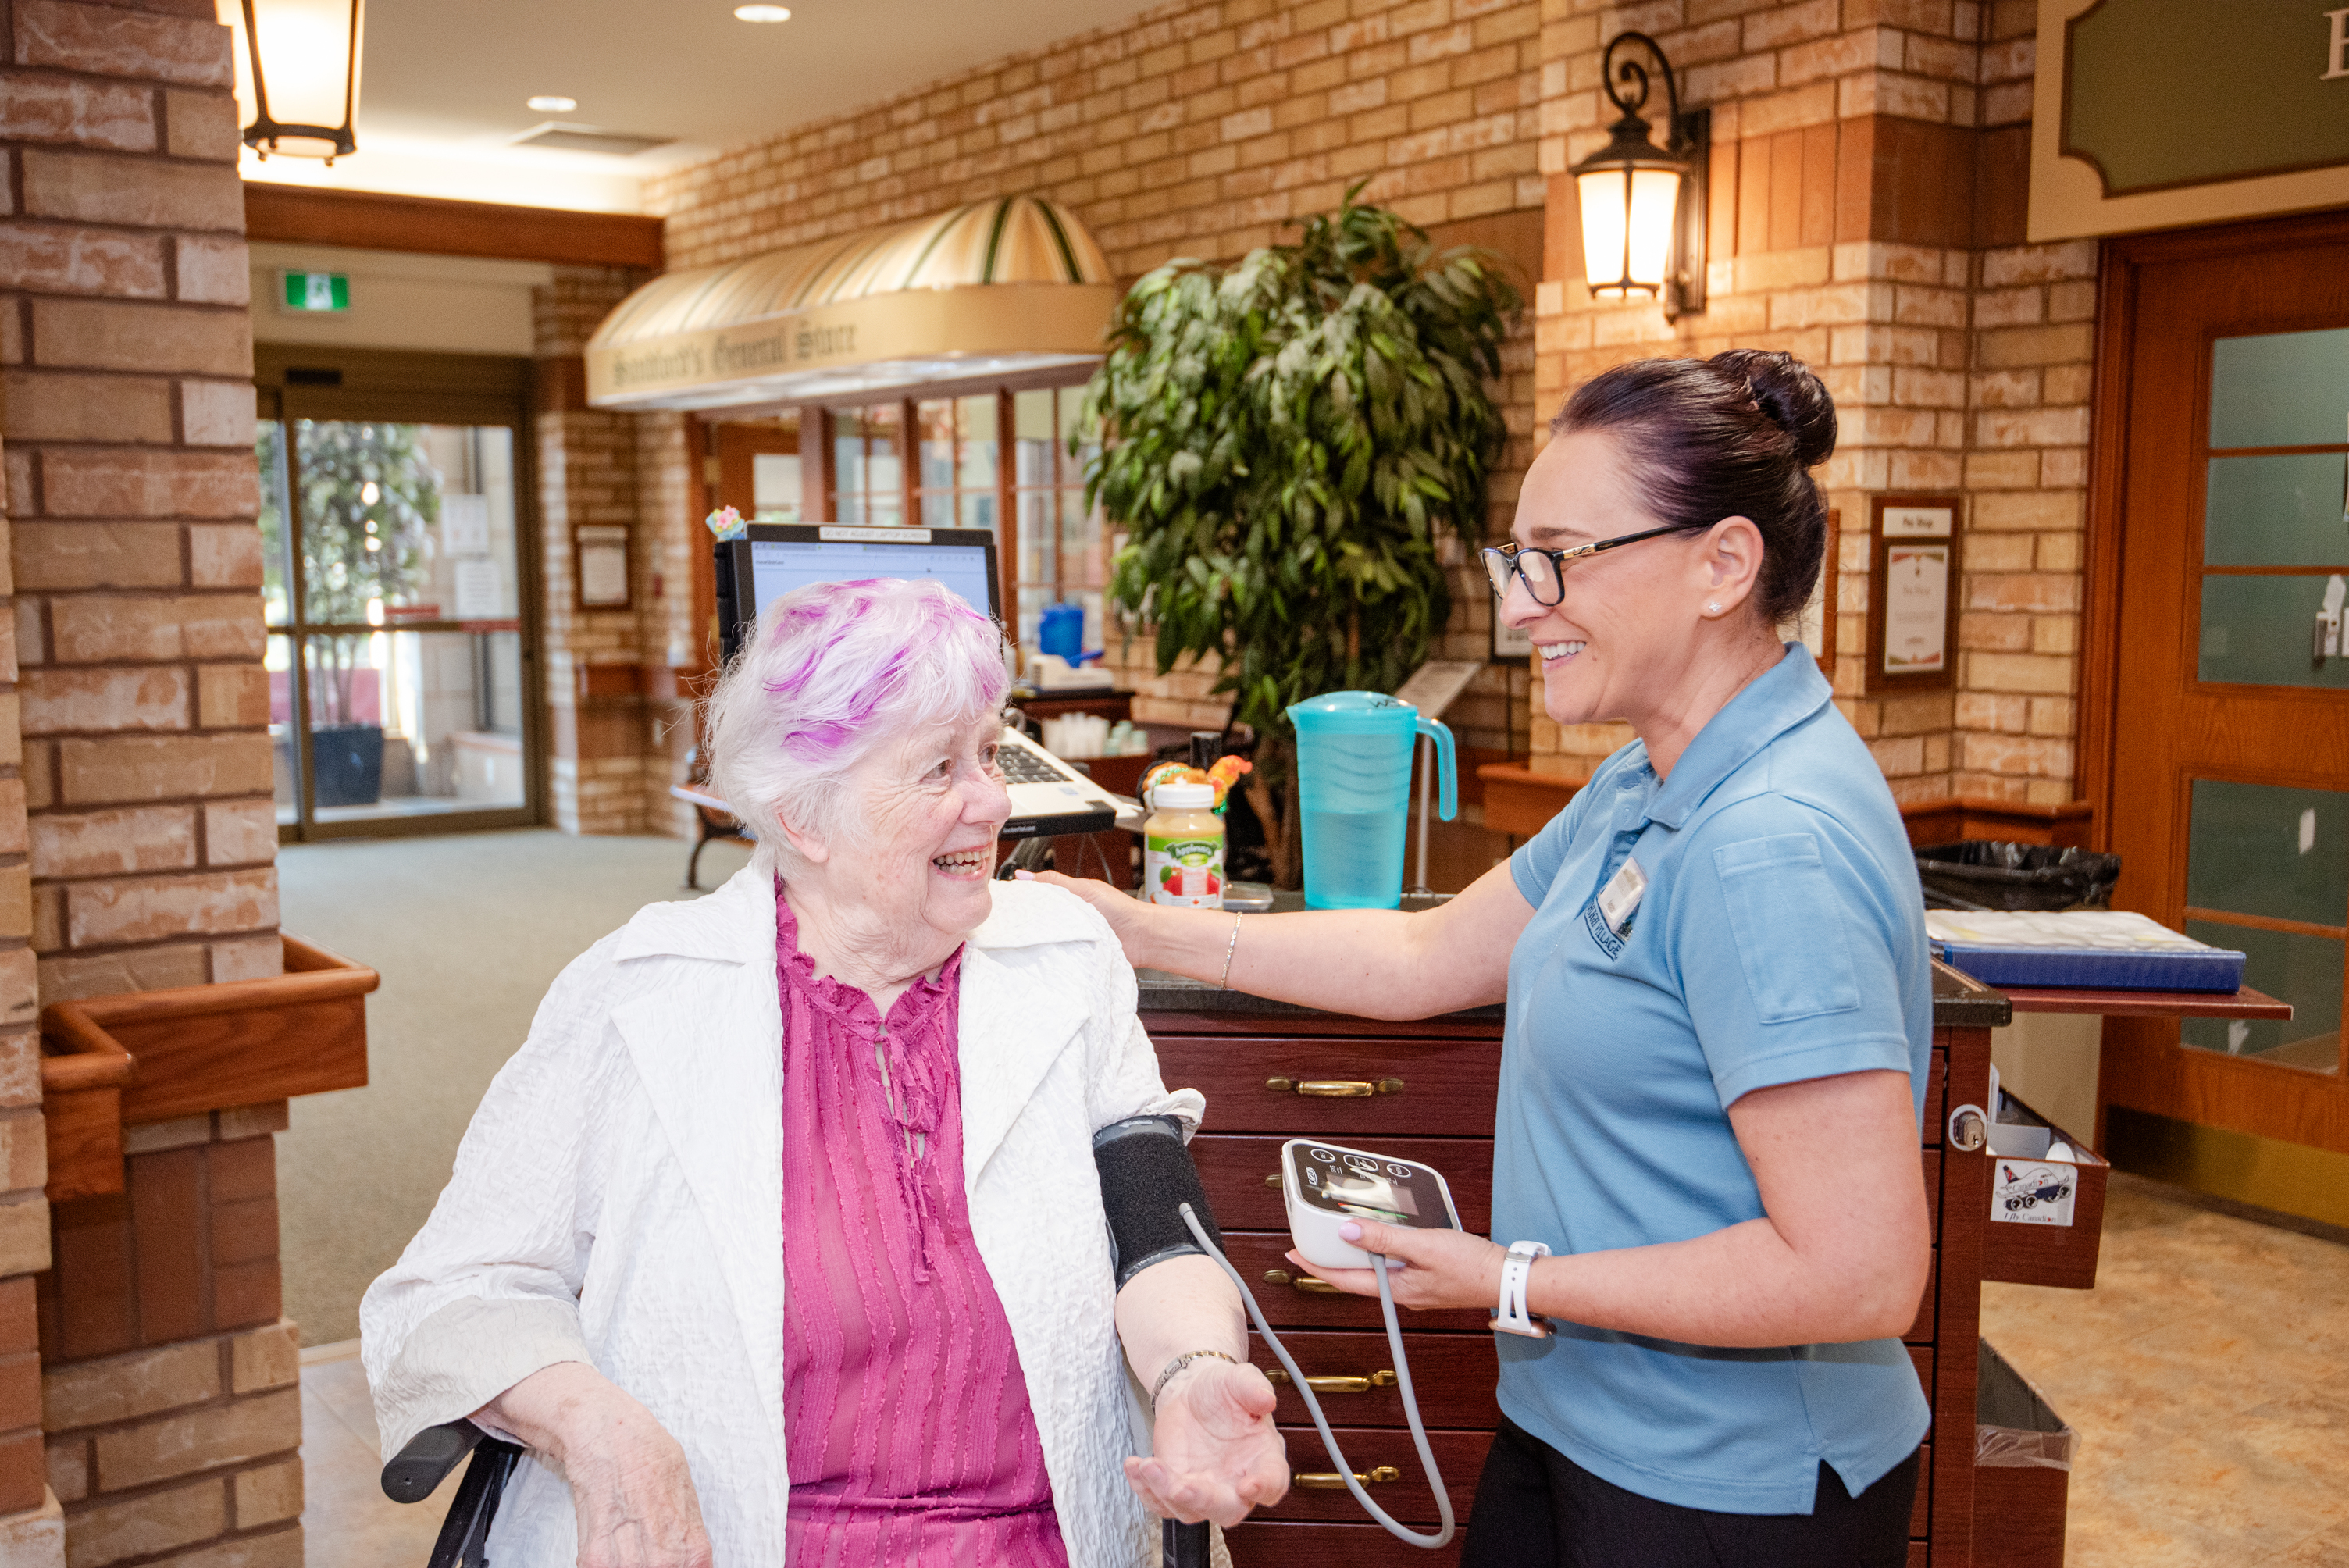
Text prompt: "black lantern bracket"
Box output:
[[1577, 31, 1709, 321], [237, 0, 364, 165]]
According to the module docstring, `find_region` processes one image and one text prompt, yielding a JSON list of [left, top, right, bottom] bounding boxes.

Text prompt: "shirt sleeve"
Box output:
[[1509, 758, 1608, 910], [1672, 803, 1917, 1109]]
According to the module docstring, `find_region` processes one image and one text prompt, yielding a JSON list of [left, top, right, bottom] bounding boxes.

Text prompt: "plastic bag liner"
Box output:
[[1917, 841, 2120, 913], [1977, 1338, 2075, 1470]]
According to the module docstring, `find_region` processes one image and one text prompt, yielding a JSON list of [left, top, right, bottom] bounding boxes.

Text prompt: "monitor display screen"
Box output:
[[746, 535, 998, 622]]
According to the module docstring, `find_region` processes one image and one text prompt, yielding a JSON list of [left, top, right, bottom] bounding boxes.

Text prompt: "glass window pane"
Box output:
[[918, 400, 956, 491], [957, 395, 998, 490], [301, 629, 525, 822], [2198, 574, 2349, 688], [920, 490, 956, 528], [959, 490, 996, 536], [2187, 779, 2349, 927], [293, 419, 449, 622], [836, 491, 865, 526], [1014, 389, 1056, 486], [1017, 585, 1051, 648], [258, 421, 294, 627], [753, 454, 801, 522], [2205, 454, 2349, 565], [865, 493, 903, 529], [1060, 488, 1103, 588], [833, 411, 864, 507], [2210, 328, 2349, 450], [269, 632, 298, 825], [2180, 921, 2341, 1073], [1018, 490, 1055, 584]]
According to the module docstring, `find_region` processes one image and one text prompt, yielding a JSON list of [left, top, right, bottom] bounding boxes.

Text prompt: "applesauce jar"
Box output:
[[1144, 781, 1224, 909]]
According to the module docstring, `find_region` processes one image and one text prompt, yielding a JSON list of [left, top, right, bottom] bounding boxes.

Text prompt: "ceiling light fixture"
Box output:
[[733, 4, 791, 20], [226, 0, 365, 164], [526, 94, 578, 112]]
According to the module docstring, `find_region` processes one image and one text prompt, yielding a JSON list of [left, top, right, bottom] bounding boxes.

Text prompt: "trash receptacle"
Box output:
[[1917, 841, 2119, 911], [1975, 1338, 2076, 1567]]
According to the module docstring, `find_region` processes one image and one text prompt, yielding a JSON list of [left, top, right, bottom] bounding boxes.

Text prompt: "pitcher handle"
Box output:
[[1414, 715, 1458, 822]]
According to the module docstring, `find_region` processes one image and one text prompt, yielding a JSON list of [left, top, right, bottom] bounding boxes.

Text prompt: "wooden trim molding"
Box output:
[[39, 935, 379, 1201], [245, 184, 664, 269]]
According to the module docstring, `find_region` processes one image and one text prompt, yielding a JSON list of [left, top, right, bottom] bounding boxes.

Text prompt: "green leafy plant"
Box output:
[[257, 420, 438, 726], [1080, 185, 1520, 884]]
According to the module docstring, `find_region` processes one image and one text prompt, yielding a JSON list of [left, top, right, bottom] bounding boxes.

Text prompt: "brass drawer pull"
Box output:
[[1266, 1078, 1406, 1097], [1264, 1368, 1397, 1393], [1262, 1269, 1339, 1295], [1294, 1465, 1400, 1489]]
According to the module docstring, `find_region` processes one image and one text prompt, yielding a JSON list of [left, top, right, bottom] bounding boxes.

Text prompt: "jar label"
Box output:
[[1146, 832, 1224, 908]]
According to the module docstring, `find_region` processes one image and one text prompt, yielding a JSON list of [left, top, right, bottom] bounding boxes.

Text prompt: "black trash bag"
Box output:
[[1916, 841, 2120, 912]]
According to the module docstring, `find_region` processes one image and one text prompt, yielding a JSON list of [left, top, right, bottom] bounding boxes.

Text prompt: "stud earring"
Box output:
[[1705, 602, 1721, 615]]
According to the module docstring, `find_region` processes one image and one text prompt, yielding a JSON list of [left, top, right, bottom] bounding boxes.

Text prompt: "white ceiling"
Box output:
[[239, 0, 1162, 212]]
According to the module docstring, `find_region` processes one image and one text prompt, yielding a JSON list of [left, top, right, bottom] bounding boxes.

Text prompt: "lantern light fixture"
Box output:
[[1568, 32, 1708, 320], [526, 95, 579, 113], [224, 0, 365, 164]]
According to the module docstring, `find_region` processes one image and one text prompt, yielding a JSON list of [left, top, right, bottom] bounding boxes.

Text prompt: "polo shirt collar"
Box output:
[[1643, 643, 1831, 830]]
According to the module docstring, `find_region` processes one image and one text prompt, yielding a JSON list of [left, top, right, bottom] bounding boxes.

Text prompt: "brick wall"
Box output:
[[2, 0, 279, 999], [38, 1110, 299, 1568], [1528, 0, 2090, 805]]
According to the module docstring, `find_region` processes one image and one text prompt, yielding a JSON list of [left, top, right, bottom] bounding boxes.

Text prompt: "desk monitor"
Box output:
[[716, 524, 1001, 665]]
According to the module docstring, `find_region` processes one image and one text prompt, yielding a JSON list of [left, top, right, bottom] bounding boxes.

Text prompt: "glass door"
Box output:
[[261, 409, 540, 837]]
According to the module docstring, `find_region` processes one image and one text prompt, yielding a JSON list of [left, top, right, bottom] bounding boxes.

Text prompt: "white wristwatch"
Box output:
[[1490, 1240, 1552, 1338]]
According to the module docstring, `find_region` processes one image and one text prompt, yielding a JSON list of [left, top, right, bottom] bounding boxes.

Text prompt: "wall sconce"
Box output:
[[222, 0, 365, 163], [1569, 32, 1708, 320]]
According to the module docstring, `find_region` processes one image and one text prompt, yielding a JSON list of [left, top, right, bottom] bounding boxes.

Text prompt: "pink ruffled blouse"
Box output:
[[776, 884, 1069, 1567]]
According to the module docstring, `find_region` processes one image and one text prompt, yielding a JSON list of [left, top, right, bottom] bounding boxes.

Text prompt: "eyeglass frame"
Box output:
[[1481, 522, 1711, 607]]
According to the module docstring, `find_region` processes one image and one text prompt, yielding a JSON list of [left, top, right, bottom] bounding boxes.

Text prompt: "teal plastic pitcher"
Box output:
[[1287, 691, 1458, 910]]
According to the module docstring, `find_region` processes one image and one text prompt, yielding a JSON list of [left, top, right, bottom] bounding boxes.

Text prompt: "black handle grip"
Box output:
[[382, 1420, 485, 1504], [1164, 1519, 1210, 1567]]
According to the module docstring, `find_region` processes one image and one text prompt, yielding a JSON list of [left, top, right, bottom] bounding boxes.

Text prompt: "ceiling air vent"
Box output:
[[512, 123, 675, 156]]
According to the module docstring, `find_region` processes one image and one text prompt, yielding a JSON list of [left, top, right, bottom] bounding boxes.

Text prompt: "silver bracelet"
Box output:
[[1151, 1349, 1237, 1407], [1217, 911, 1242, 990]]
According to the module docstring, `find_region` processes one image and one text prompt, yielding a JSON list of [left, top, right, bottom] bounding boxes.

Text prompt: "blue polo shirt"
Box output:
[[1493, 644, 1932, 1515]]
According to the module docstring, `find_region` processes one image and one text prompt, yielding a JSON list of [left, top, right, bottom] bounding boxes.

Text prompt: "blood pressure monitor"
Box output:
[[1282, 1139, 1463, 1271]]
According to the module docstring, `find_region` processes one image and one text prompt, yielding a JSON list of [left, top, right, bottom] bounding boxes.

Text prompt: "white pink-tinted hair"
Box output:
[[704, 577, 1008, 873]]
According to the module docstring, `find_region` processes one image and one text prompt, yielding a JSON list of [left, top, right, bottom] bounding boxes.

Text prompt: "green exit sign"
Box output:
[[281, 272, 349, 312]]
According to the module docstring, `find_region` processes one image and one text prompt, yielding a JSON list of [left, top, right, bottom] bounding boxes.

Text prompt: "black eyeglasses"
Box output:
[[1481, 523, 1709, 607]]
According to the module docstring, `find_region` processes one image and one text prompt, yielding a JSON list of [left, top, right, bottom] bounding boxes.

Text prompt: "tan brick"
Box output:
[[40, 943, 209, 1002], [52, 596, 265, 662], [120, 1115, 209, 1155], [16, 0, 234, 87], [56, 733, 274, 804], [0, 864, 28, 943], [48, 1438, 88, 1505], [0, 1106, 44, 1191], [180, 380, 255, 447], [2036, 530, 2082, 572], [38, 449, 256, 520], [197, 797, 274, 872], [30, 299, 250, 376], [0, 224, 166, 300], [175, 235, 248, 307], [163, 88, 241, 162], [0, 73, 155, 151], [209, 934, 283, 984], [229, 1322, 297, 1396], [231, 1457, 301, 1529], [1980, 241, 2098, 287], [2, 372, 173, 444], [0, 1199, 48, 1278], [91, 1384, 298, 1491], [1976, 323, 2093, 369], [23, 667, 190, 735], [212, 1100, 287, 1139], [189, 525, 262, 587], [30, 806, 198, 878], [1971, 490, 2082, 532], [12, 522, 182, 590], [155, 1526, 302, 1568], [1963, 451, 2039, 490], [66, 868, 277, 946], [65, 1478, 227, 1568], [41, 1338, 219, 1433], [1966, 650, 2075, 694], [21, 149, 242, 232]]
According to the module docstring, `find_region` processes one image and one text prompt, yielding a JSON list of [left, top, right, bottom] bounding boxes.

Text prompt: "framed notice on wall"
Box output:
[[1864, 496, 1959, 693], [576, 525, 633, 611]]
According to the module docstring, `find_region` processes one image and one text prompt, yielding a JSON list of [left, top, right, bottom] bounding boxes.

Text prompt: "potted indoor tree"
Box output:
[[1080, 186, 1520, 885], [259, 421, 438, 807]]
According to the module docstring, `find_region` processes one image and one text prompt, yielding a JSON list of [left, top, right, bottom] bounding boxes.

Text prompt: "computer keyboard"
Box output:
[[1000, 741, 1073, 785]]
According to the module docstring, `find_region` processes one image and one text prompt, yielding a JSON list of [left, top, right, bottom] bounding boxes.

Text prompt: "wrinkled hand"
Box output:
[[1289, 1221, 1510, 1313], [479, 1363, 711, 1568], [1031, 869, 1157, 969], [1126, 1358, 1288, 1527]]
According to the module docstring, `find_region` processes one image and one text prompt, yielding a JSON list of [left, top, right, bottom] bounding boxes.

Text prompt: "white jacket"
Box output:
[[362, 869, 1205, 1566]]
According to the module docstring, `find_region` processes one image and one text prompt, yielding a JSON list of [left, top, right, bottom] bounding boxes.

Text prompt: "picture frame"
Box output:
[[575, 524, 633, 611], [1863, 495, 1960, 693]]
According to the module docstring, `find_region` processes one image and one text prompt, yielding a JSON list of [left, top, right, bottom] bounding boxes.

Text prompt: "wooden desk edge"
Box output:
[[2000, 983, 2292, 1020]]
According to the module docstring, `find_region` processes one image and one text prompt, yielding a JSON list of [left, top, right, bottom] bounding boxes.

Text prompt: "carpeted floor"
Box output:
[[275, 827, 756, 1347]]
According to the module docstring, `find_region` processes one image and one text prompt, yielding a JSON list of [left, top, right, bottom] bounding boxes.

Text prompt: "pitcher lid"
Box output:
[[1286, 690, 1414, 720]]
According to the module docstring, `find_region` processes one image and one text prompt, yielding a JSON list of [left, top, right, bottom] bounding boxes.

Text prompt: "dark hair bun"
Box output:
[[1712, 348, 1836, 468]]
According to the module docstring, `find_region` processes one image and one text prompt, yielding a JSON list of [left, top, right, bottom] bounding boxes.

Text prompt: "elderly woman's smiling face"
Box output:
[[797, 709, 1012, 949]]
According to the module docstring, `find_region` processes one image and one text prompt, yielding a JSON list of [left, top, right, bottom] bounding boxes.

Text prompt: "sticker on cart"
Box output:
[[1992, 1159, 2076, 1227]]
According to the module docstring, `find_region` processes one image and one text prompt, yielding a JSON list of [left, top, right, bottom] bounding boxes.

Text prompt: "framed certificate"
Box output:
[[1864, 495, 1959, 693], [576, 524, 633, 611]]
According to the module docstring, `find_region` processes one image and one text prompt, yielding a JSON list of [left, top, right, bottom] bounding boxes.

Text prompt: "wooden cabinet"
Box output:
[[1142, 960, 2019, 1566]]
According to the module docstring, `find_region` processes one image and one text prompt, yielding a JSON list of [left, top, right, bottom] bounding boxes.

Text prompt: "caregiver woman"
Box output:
[[1048, 350, 1934, 1568]]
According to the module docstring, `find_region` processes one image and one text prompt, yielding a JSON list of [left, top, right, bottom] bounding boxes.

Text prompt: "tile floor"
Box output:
[[296, 1172, 2348, 1566]]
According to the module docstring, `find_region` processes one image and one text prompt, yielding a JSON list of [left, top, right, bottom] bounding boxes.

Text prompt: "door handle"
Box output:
[[1293, 1466, 1401, 1489], [1262, 1270, 1340, 1295], [1264, 1368, 1397, 1393], [1265, 1078, 1405, 1096]]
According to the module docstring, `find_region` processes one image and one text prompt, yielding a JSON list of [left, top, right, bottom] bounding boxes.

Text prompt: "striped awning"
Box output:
[[586, 196, 1117, 411]]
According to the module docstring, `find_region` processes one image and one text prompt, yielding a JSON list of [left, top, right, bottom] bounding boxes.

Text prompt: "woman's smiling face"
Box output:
[[826, 711, 1013, 946], [1502, 429, 1719, 732]]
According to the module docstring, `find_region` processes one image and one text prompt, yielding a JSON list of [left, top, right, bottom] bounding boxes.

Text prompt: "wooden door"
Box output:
[[2089, 212, 2349, 1153], [712, 419, 800, 521]]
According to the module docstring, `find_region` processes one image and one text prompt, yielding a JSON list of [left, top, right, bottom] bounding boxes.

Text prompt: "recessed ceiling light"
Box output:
[[526, 95, 578, 112], [734, 4, 790, 19]]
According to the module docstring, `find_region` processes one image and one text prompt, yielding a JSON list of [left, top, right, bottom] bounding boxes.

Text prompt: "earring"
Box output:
[[1704, 602, 1721, 615]]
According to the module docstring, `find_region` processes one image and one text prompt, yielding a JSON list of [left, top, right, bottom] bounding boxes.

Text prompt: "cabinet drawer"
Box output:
[[1217, 1232, 1496, 1331], [1226, 1520, 1465, 1566], [1905, 1252, 1935, 1345], [1195, 1135, 1492, 1232], [1156, 1035, 1499, 1136], [1258, 1425, 1490, 1525], [1247, 1331, 1501, 1429]]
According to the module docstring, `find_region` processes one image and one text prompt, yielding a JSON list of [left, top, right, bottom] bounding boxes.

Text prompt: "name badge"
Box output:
[[1596, 856, 1647, 937]]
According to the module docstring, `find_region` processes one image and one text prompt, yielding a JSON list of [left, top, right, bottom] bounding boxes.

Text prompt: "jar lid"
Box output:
[[1153, 782, 1215, 809]]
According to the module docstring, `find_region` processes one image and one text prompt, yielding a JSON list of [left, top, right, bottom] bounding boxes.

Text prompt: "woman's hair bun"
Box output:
[[1711, 348, 1836, 468]]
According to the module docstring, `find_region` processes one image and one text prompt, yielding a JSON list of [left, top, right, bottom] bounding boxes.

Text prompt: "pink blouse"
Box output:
[[776, 886, 1069, 1567]]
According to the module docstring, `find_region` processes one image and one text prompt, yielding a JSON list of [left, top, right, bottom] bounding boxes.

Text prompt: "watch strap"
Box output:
[[1490, 1240, 1552, 1338]]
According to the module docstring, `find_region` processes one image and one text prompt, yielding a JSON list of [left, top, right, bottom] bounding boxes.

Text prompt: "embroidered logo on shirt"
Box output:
[[1583, 900, 1625, 960], [1582, 855, 1645, 961]]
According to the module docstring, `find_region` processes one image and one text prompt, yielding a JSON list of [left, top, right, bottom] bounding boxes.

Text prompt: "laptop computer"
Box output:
[[715, 522, 1125, 839]]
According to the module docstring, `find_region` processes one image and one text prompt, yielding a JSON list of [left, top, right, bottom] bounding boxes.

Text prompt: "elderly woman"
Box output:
[[363, 577, 1286, 1566], [1049, 351, 1933, 1568]]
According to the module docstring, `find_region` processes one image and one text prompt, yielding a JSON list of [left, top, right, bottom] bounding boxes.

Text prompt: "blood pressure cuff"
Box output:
[[1093, 1114, 1224, 1291]]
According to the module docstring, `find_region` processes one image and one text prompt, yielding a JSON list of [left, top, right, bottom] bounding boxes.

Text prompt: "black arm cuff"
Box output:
[[1093, 1114, 1224, 1291]]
